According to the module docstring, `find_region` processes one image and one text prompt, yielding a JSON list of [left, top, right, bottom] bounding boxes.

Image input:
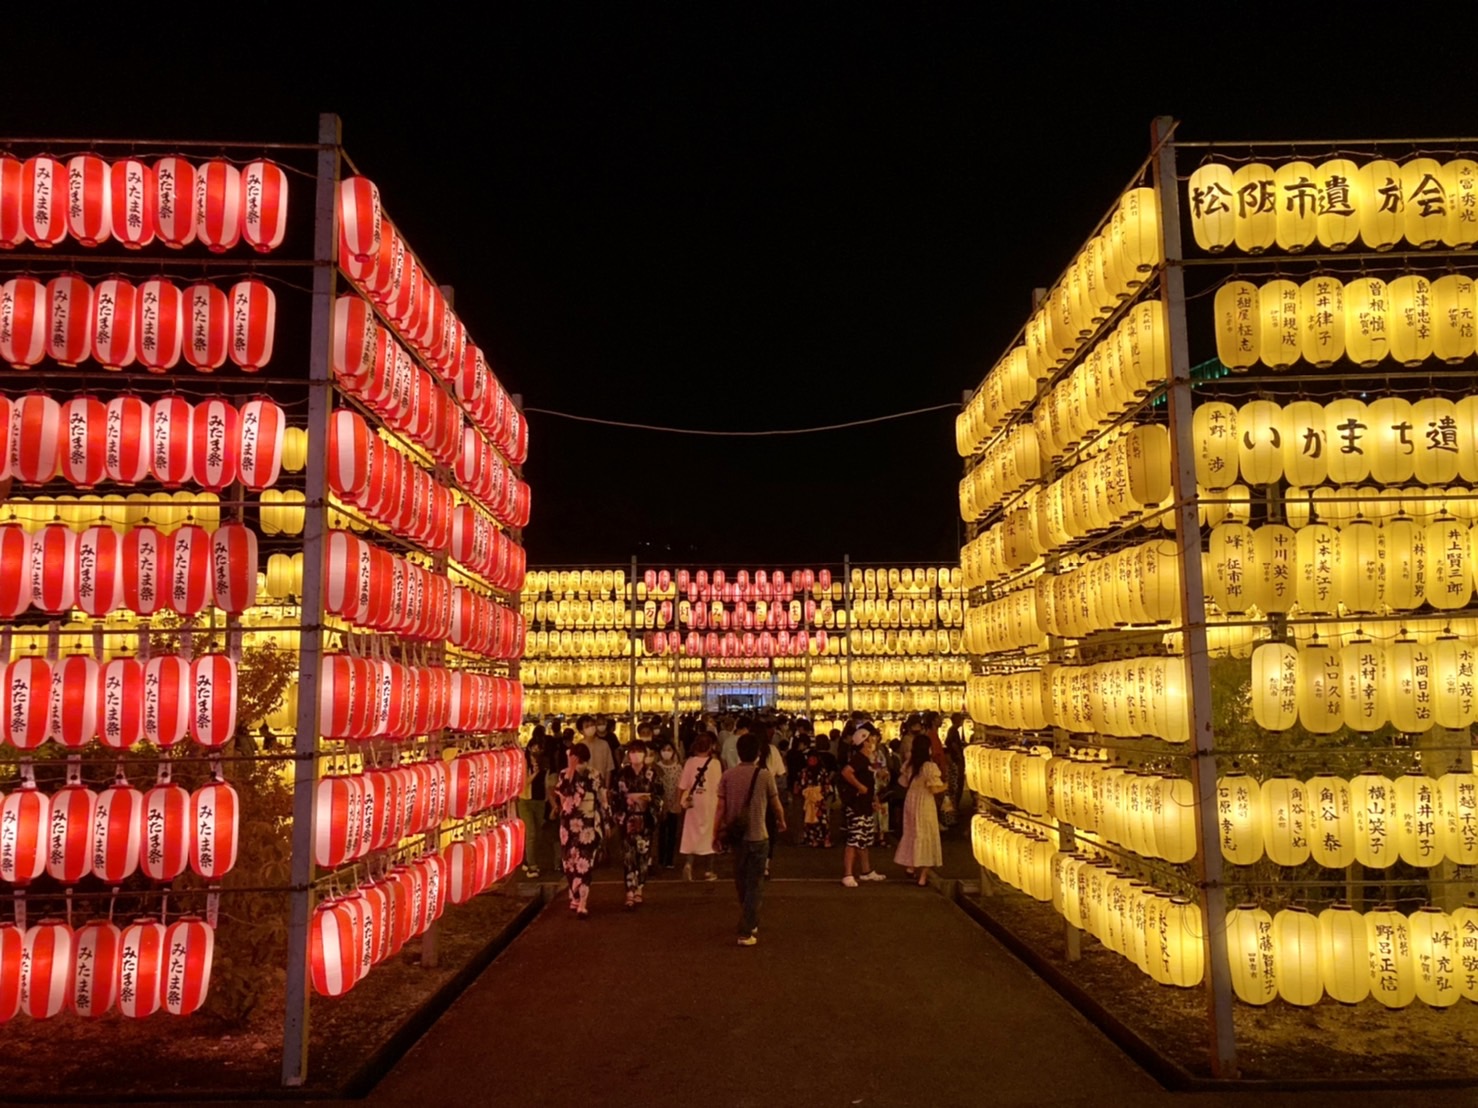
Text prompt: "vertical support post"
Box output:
[[281, 111, 341, 1089], [1152, 114, 1238, 1079], [843, 556, 854, 715]]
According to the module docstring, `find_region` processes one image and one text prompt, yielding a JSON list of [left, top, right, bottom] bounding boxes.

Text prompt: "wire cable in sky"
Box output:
[[519, 402, 960, 437]]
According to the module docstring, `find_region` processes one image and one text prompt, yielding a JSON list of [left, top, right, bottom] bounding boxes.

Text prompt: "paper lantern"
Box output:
[[1440, 771, 1478, 865], [1214, 281, 1259, 370], [1273, 907, 1323, 1007], [1313, 158, 1362, 249], [1387, 639, 1436, 734], [1274, 160, 1319, 251], [141, 775, 190, 882], [316, 776, 364, 868], [136, 278, 183, 372], [1306, 773, 1355, 870], [1217, 772, 1263, 865], [0, 782, 48, 881], [339, 177, 382, 263], [1405, 906, 1459, 1009], [1278, 400, 1327, 487], [46, 782, 96, 884], [1355, 160, 1404, 250], [1296, 275, 1345, 367], [0, 527, 28, 617], [1340, 638, 1387, 732], [1193, 402, 1239, 488], [153, 158, 196, 247], [180, 281, 229, 371], [1344, 278, 1391, 366], [1394, 772, 1444, 868], [228, 279, 275, 371], [72, 921, 121, 1018], [189, 398, 239, 492], [22, 921, 73, 1020], [165, 524, 212, 615], [1319, 903, 1369, 1004], [194, 160, 242, 252], [1261, 776, 1310, 867], [76, 525, 121, 618], [98, 657, 144, 751], [103, 395, 149, 483], [1226, 904, 1276, 1005], [1388, 275, 1435, 366], [92, 779, 143, 883], [1424, 517, 1470, 610], [0, 277, 46, 368], [1248, 524, 1295, 614], [1412, 398, 1461, 485], [57, 396, 106, 492], [188, 654, 237, 749], [0, 154, 18, 249], [10, 393, 61, 483], [1161, 898, 1205, 989], [110, 159, 156, 249], [122, 526, 169, 615], [143, 655, 190, 747], [49, 655, 99, 748], [89, 276, 138, 369], [46, 274, 93, 366], [237, 399, 284, 491], [20, 155, 65, 246], [1432, 274, 1477, 364], [118, 919, 165, 1018], [311, 899, 363, 998], [1296, 642, 1343, 734], [241, 160, 288, 253], [1207, 523, 1253, 613], [1352, 772, 1398, 869], [1366, 907, 1416, 1009], [160, 917, 214, 1016], [30, 524, 78, 614], [210, 524, 258, 615], [1187, 162, 1235, 252]]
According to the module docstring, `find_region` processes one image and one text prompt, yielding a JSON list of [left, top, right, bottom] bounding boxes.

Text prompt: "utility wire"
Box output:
[[520, 402, 959, 437]]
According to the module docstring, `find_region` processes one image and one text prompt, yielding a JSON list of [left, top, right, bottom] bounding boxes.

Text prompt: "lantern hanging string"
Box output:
[[519, 402, 961, 437]]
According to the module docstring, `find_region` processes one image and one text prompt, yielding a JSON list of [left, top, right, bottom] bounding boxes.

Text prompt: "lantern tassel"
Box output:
[[14, 891, 24, 932], [206, 889, 220, 929]]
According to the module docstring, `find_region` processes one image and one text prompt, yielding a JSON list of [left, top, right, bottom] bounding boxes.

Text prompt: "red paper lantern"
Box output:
[[1, 277, 47, 369], [77, 525, 122, 617], [0, 156, 23, 249], [122, 526, 169, 616], [46, 274, 93, 366], [0, 925, 19, 1022], [163, 917, 214, 1015], [228, 279, 274, 371], [22, 921, 73, 1019], [418, 852, 447, 925], [59, 395, 106, 488], [310, 898, 362, 997], [136, 278, 183, 372], [72, 921, 122, 1017], [389, 253, 421, 332], [188, 654, 237, 749], [358, 881, 391, 968], [0, 527, 28, 617], [140, 775, 189, 881], [323, 531, 369, 623], [445, 840, 478, 905], [189, 398, 239, 491], [30, 524, 78, 615], [331, 295, 379, 389], [165, 524, 211, 615], [92, 277, 137, 369], [211, 524, 257, 614], [110, 159, 156, 250], [117, 919, 165, 1018], [194, 160, 241, 252], [182, 281, 228, 371], [149, 395, 193, 486], [143, 655, 189, 748], [0, 394, 9, 482], [362, 222, 403, 302], [338, 177, 382, 263], [65, 155, 111, 246], [153, 157, 195, 248], [328, 409, 372, 502], [190, 776, 238, 881], [241, 160, 288, 253], [237, 398, 284, 491], [99, 657, 144, 750], [21, 156, 65, 247], [0, 782, 48, 880], [92, 778, 143, 882], [104, 395, 149, 483], [46, 783, 96, 883], [48, 655, 99, 748], [315, 775, 364, 868]]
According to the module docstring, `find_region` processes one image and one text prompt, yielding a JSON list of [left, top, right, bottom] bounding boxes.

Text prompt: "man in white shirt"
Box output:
[[580, 714, 615, 785], [718, 715, 742, 770]]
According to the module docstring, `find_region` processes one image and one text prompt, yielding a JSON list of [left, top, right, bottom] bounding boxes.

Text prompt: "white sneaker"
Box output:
[[859, 871, 886, 883], [841, 876, 859, 888]]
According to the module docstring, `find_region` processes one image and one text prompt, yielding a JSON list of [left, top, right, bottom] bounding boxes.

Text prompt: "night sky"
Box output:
[[7, 12, 1473, 567]]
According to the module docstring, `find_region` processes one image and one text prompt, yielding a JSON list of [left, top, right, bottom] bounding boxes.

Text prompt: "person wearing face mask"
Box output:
[[653, 739, 684, 869], [556, 743, 605, 918], [611, 739, 663, 908], [579, 714, 615, 787]]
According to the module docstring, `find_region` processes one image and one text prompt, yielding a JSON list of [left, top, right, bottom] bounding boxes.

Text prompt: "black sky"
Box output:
[[7, 10, 1475, 566]]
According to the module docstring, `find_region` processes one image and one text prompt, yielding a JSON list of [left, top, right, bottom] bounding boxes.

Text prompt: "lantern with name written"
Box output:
[[1226, 904, 1277, 1005], [1365, 906, 1416, 1009], [162, 917, 214, 1016], [117, 918, 166, 1019]]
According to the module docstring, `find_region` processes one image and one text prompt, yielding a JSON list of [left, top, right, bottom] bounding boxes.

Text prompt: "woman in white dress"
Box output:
[[893, 734, 946, 885], [678, 732, 721, 880]]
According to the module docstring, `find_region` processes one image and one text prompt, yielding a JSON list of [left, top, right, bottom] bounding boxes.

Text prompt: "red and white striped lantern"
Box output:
[[136, 278, 183, 372], [415, 852, 446, 926], [77, 525, 122, 617], [1, 278, 47, 369], [0, 925, 19, 1022], [0, 527, 27, 618], [65, 155, 111, 246], [364, 223, 403, 304], [2, 659, 51, 750], [143, 655, 189, 748], [165, 523, 211, 615], [190, 398, 239, 491], [228, 279, 274, 371], [110, 159, 156, 249], [310, 898, 362, 997], [46, 782, 96, 883], [163, 917, 214, 1015], [315, 775, 364, 868], [30, 524, 78, 615], [0, 394, 9, 482], [318, 654, 371, 739], [188, 654, 236, 749], [194, 160, 241, 252], [0, 155, 23, 249], [92, 778, 143, 883], [150, 395, 193, 486], [60, 395, 107, 488], [153, 157, 196, 248], [93, 277, 137, 369], [99, 657, 144, 750], [190, 776, 238, 881], [331, 295, 379, 388], [445, 840, 478, 905], [182, 281, 229, 372], [72, 921, 121, 1017], [48, 655, 99, 748], [21, 156, 65, 247], [241, 160, 288, 253], [122, 526, 169, 616], [323, 531, 370, 624], [211, 524, 257, 614], [104, 395, 149, 483], [22, 921, 73, 1019], [389, 252, 420, 331], [237, 399, 284, 491], [140, 774, 190, 881], [0, 782, 48, 881], [117, 919, 165, 1018], [360, 768, 394, 854], [328, 409, 372, 502], [339, 177, 382, 263], [46, 274, 93, 366]]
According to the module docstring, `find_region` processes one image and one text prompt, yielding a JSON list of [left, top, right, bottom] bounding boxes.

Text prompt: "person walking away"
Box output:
[[839, 723, 886, 887], [654, 739, 684, 869], [759, 725, 785, 876], [713, 733, 785, 946], [944, 712, 967, 832], [678, 732, 721, 880], [923, 711, 956, 831], [894, 733, 946, 885], [611, 740, 663, 908], [796, 746, 834, 847], [717, 715, 739, 770], [518, 730, 549, 878], [555, 743, 605, 918]]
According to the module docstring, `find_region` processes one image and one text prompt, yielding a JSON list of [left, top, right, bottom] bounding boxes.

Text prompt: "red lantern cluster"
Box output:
[[316, 657, 521, 740], [444, 820, 525, 905], [449, 585, 524, 660], [322, 532, 454, 640], [0, 276, 276, 372], [446, 746, 525, 819], [454, 425, 531, 529], [327, 410, 453, 551], [661, 629, 826, 659], [314, 761, 450, 868], [448, 503, 526, 590], [447, 673, 523, 733], [0, 154, 286, 253]]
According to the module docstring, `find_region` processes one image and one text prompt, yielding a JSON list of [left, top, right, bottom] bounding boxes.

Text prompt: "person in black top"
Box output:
[[838, 722, 886, 887], [519, 729, 549, 877]]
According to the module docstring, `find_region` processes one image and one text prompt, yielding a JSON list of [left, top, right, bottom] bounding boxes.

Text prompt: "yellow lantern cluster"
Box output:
[[1044, 659, 1189, 742], [970, 816, 1054, 902], [1189, 159, 1478, 255], [851, 657, 969, 684], [848, 628, 960, 657], [853, 595, 964, 629], [1035, 539, 1182, 637], [526, 629, 631, 658], [964, 746, 1051, 815], [849, 566, 962, 596], [1043, 756, 1198, 864], [960, 423, 1043, 522], [966, 672, 1049, 732], [956, 346, 1048, 459], [526, 597, 629, 629], [527, 569, 627, 599], [1, 492, 223, 534]]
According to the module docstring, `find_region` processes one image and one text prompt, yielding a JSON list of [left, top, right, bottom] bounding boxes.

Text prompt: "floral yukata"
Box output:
[[796, 755, 835, 847], [612, 763, 664, 897], [556, 767, 604, 912]]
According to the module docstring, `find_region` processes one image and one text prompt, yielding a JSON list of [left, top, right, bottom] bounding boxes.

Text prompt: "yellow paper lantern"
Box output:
[[1319, 903, 1369, 1004], [1187, 164, 1235, 253], [1275, 160, 1319, 252], [1298, 276, 1345, 367], [1344, 277, 1391, 366], [277, 490, 306, 536], [1261, 776, 1310, 867], [1280, 400, 1328, 486], [1441, 771, 1478, 865], [1381, 518, 1427, 610], [1249, 524, 1295, 613], [1357, 160, 1405, 251], [1365, 907, 1416, 1009], [1334, 518, 1381, 613], [1284, 486, 1312, 528], [1294, 524, 1337, 613], [1340, 638, 1387, 733], [1409, 906, 1460, 1008], [1230, 162, 1276, 253], [1387, 638, 1436, 734], [1297, 642, 1343, 734], [1308, 775, 1357, 868], [1226, 904, 1277, 1005], [1432, 274, 1477, 365], [1193, 402, 1239, 489], [1207, 523, 1254, 613], [1273, 907, 1323, 1007], [1163, 899, 1205, 989], [1217, 771, 1264, 865], [281, 427, 309, 473], [1315, 159, 1362, 250], [1425, 517, 1471, 610], [1214, 281, 1260, 370], [1401, 157, 1448, 249], [1250, 643, 1298, 731], [1439, 159, 1478, 247], [1324, 398, 1371, 484], [1352, 772, 1399, 869], [1365, 397, 1415, 485], [1237, 400, 1283, 484], [1388, 275, 1435, 366], [1412, 398, 1462, 485], [1395, 773, 1445, 869]]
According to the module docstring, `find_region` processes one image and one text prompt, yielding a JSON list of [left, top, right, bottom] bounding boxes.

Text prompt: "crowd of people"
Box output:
[[516, 709, 969, 945]]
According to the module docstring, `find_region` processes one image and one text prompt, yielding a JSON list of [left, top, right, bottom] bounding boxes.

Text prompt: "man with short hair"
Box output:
[[581, 715, 615, 786], [719, 715, 746, 771], [713, 732, 785, 946]]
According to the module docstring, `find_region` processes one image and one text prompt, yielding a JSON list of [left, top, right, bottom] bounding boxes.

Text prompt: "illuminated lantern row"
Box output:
[[4, 393, 286, 491], [0, 154, 285, 253], [637, 627, 832, 659], [848, 566, 963, 595], [961, 425, 1172, 589], [1194, 396, 1478, 490], [0, 276, 276, 372], [455, 425, 532, 529], [448, 503, 527, 591], [0, 522, 258, 618], [957, 188, 1162, 457], [317, 656, 522, 740], [321, 531, 455, 641], [0, 653, 236, 751], [446, 747, 525, 818], [964, 662, 1189, 741], [1188, 158, 1478, 255], [1224, 902, 1478, 1009], [636, 597, 832, 634], [449, 585, 526, 660], [327, 409, 455, 552], [445, 820, 526, 905], [1041, 756, 1199, 865], [525, 629, 633, 658], [1250, 637, 1478, 734], [970, 817, 1053, 902], [526, 568, 628, 597], [315, 763, 451, 868], [963, 746, 1051, 817]]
